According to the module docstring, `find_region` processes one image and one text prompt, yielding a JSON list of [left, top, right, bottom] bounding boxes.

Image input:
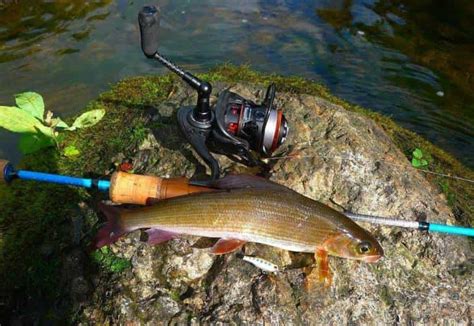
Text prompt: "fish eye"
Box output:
[[357, 242, 372, 254]]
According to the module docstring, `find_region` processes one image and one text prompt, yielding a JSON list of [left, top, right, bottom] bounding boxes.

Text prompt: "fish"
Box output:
[[93, 175, 383, 285]]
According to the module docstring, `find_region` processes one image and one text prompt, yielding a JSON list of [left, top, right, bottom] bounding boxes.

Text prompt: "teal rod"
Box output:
[[428, 223, 474, 237], [345, 212, 474, 238]]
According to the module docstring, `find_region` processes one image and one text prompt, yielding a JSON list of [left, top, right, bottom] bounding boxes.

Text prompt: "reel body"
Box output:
[[139, 5, 288, 181]]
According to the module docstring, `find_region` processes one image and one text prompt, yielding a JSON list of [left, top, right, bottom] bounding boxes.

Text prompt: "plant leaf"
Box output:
[[51, 117, 69, 129], [19, 133, 55, 154], [412, 158, 421, 168], [420, 159, 428, 167], [15, 92, 45, 121], [71, 109, 105, 129], [0, 106, 52, 136], [413, 148, 423, 159], [63, 145, 80, 157]]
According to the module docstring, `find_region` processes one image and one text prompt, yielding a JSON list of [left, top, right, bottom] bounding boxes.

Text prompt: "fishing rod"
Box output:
[[346, 212, 474, 237], [2, 159, 472, 237], [0, 159, 210, 205]]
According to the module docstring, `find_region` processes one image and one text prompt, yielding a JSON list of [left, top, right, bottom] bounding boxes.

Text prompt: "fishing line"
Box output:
[[263, 144, 474, 184]]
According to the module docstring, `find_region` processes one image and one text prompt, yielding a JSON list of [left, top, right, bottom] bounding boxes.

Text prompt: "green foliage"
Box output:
[[15, 91, 45, 121], [411, 148, 429, 168], [438, 180, 457, 207], [0, 92, 105, 154], [91, 247, 131, 273], [63, 145, 80, 157], [19, 132, 55, 154], [0, 105, 52, 134], [69, 108, 106, 130]]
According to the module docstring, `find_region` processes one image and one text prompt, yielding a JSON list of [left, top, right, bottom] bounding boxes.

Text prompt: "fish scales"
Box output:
[[120, 188, 346, 251]]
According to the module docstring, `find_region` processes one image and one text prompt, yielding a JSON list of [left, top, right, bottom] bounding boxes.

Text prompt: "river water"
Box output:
[[0, 0, 472, 168]]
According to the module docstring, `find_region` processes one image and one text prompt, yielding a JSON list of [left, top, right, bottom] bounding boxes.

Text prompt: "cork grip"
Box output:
[[0, 159, 11, 183], [109, 172, 212, 205]]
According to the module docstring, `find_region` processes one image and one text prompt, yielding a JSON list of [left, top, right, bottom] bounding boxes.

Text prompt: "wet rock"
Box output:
[[80, 82, 473, 324]]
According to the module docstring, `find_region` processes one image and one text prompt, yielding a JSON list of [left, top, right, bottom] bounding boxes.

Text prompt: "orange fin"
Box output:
[[303, 249, 333, 290], [211, 238, 246, 255], [315, 249, 332, 287]]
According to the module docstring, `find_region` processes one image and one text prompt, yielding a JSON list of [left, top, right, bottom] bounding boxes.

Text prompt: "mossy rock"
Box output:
[[0, 65, 472, 324]]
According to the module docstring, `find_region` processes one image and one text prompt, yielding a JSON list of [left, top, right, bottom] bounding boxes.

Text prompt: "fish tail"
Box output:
[[91, 203, 128, 249]]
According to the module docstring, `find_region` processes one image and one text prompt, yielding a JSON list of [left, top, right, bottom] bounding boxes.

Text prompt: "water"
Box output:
[[1, 0, 473, 168]]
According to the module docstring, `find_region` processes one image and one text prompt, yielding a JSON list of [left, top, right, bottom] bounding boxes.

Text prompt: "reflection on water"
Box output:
[[0, 0, 472, 167]]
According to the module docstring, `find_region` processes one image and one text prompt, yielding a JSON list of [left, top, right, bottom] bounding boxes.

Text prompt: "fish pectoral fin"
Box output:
[[315, 249, 332, 287], [303, 249, 333, 290], [211, 238, 247, 255], [145, 228, 178, 245]]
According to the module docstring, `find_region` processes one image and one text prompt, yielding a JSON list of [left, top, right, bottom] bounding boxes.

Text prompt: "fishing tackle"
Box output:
[[346, 212, 474, 237], [240, 255, 280, 273], [138, 5, 288, 181], [0, 159, 211, 205], [3, 159, 472, 238]]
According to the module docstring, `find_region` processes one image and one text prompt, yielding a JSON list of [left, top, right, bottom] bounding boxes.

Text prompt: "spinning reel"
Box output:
[[138, 5, 288, 181]]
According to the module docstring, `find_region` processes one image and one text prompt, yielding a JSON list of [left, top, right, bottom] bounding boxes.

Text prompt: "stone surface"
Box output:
[[80, 82, 473, 325]]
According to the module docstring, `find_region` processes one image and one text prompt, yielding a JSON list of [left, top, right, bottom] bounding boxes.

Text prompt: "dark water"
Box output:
[[1, 0, 473, 168]]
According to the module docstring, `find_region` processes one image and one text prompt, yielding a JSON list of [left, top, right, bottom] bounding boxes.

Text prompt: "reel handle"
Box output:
[[138, 5, 160, 58]]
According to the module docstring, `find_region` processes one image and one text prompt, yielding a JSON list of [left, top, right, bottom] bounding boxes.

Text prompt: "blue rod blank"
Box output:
[[16, 170, 110, 192]]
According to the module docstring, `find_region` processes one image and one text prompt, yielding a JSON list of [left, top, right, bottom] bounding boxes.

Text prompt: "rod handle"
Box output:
[[109, 172, 212, 205], [0, 159, 14, 183], [138, 5, 160, 58]]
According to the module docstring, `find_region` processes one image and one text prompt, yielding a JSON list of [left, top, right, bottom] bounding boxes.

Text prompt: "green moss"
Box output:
[[0, 151, 82, 319], [91, 246, 131, 273], [0, 74, 175, 319], [169, 289, 181, 302]]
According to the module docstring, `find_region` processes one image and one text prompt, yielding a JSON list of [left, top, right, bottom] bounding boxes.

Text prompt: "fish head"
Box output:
[[323, 231, 384, 263]]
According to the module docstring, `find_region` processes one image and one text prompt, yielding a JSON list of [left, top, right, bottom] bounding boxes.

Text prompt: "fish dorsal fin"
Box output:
[[207, 174, 290, 191], [211, 238, 247, 255], [145, 228, 178, 245]]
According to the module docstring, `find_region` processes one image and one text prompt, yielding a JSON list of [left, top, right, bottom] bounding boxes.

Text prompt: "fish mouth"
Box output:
[[362, 254, 383, 263]]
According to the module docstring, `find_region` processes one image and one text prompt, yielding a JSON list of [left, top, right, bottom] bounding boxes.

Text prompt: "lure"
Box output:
[[242, 255, 280, 273]]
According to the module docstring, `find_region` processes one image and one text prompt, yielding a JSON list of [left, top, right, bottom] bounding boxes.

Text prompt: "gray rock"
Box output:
[[81, 82, 473, 325]]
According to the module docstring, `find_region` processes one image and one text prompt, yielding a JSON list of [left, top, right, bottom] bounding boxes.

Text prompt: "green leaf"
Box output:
[[19, 133, 55, 154], [71, 109, 105, 129], [63, 145, 80, 157], [412, 158, 421, 168], [51, 117, 69, 129], [0, 106, 52, 136], [15, 92, 45, 121], [420, 159, 428, 167], [412, 148, 423, 159]]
